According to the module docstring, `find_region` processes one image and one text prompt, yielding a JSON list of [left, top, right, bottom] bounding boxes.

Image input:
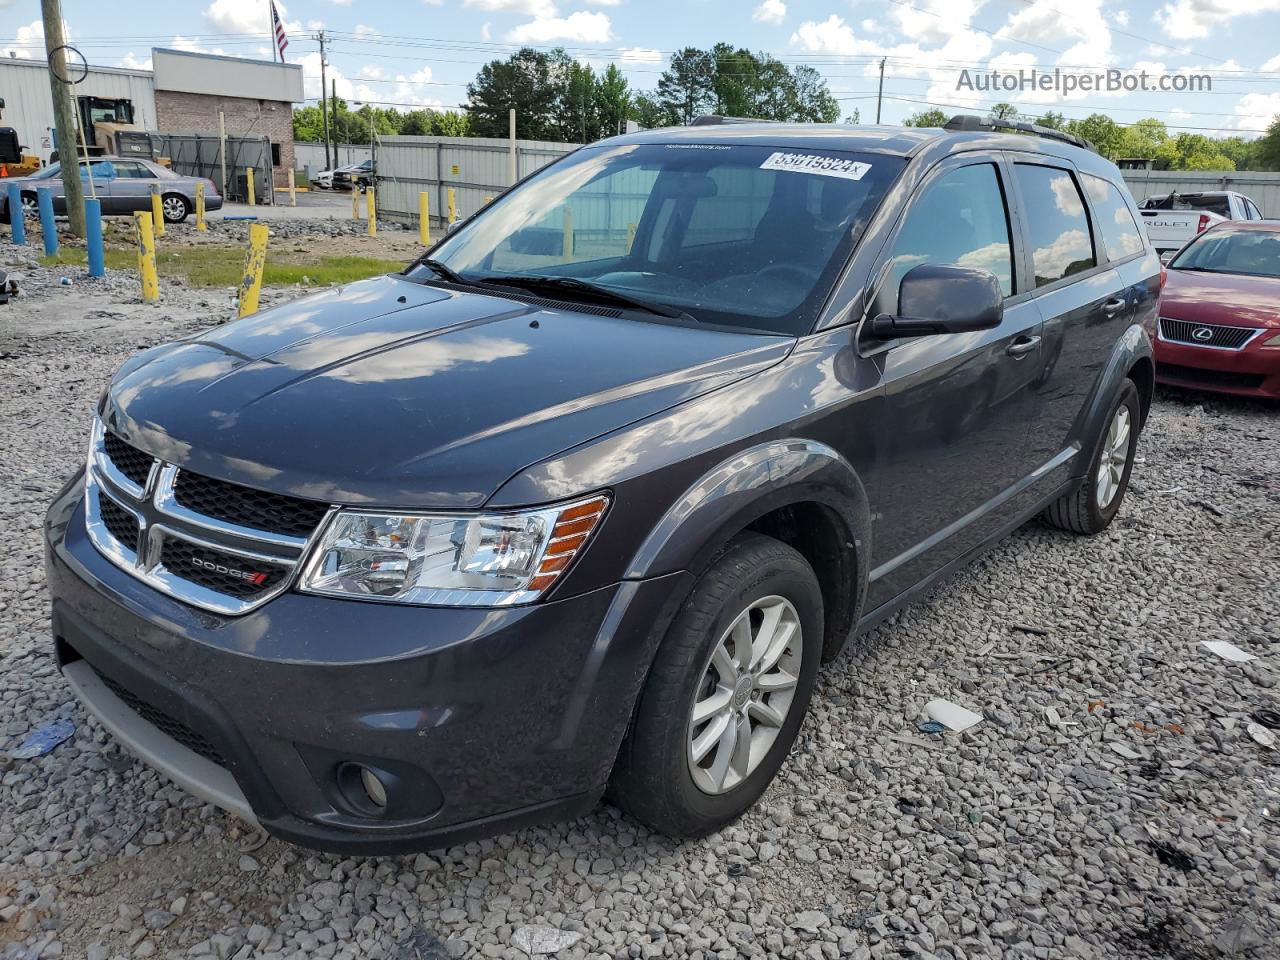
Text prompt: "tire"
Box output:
[[20, 192, 38, 219], [161, 194, 190, 224], [609, 533, 823, 837], [1043, 379, 1141, 535]]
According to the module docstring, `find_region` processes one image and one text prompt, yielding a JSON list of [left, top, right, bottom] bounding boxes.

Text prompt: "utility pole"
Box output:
[[41, 0, 85, 237], [875, 57, 886, 125], [331, 79, 339, 163], [315, 30, 332, 170]]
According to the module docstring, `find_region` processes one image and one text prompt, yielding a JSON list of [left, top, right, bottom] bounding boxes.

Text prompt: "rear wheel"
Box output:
[[20, 192, 38, 219], [1043, 379, 1141, 534], [161, 194, 190, 223], [609, 533, 822, 837]]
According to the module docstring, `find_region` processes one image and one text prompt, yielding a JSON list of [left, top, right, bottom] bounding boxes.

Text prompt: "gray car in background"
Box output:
[[0, 157, 222, 224]]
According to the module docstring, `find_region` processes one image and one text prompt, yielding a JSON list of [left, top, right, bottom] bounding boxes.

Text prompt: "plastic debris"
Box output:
[[924, 699, 983, 732], [917, 720, 946, 734], [1200, 640, 1256, 663], [1247, 723, 1276, 750], [10, 719, 76, 759], [59, 277, 73, 286], [1252, 709, 1280, 730], [511, 925, 583, 956]]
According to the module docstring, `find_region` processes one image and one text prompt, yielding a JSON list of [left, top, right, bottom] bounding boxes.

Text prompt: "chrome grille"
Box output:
[[85, 418, 333, 615], [1158, 317, 1259, 350]]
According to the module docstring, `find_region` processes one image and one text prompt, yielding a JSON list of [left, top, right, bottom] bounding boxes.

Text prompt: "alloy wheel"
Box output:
[[687, 595, 803, 795], [163, 196, 187, 222], [1095, 405, 1132, 509], [20, 196, 37, 219]]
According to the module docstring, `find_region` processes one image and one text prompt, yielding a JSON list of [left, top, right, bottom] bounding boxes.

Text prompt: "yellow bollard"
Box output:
[[626, 222, 637, 253], [134, 211, 160, 303], [418, 191, 430, 245], [246, 167, 256, 206], [366, 186, 377, 238], [237, 223, 269, 319], [195, 181, 207, 232], [288, 169, 297, 207], [562, 206, 573, 262], [352, 184, 361, 220], [447, 187, 456, 226], [150, 185, 165, 237]]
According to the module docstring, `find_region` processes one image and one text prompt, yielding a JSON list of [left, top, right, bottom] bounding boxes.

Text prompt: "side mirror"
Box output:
[[869, 263, 1003, 338]]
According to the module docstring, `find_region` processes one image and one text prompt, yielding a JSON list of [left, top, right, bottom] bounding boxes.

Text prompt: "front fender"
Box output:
[[625, 439, 872, 659], [1072, 322, 1153, 477]]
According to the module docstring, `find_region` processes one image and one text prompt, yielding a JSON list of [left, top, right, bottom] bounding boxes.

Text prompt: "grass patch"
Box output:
[[41, 246, 406, 288]]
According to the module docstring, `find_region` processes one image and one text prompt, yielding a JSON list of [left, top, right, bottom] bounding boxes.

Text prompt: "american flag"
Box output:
[[270, 1, 289, 61]]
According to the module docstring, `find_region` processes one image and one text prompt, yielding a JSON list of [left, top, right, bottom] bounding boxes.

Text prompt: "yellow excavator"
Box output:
[[0, 97, 42, 178]]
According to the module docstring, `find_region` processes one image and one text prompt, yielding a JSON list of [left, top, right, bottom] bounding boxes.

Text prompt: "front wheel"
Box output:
[[609, 533, 823, 837], [1043, 379, 1141, 534]]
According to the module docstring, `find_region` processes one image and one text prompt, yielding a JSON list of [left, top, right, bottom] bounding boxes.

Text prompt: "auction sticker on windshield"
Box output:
[[760, 152, 872, 181]]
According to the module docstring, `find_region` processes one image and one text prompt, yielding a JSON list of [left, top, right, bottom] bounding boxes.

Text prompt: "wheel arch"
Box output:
[[625, 439, 871, 663], [1075, 322, 1154, 472]]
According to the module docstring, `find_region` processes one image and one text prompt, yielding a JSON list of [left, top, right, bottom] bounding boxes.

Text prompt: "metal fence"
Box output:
[[372, 135, 578, 226], [1120, 169, 1280, 216], [293, 141, 373, 175], [152, 133, 274, 204]]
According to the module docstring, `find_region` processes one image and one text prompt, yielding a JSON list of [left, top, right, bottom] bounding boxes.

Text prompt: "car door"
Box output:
[[47, 161, 114, 213], [1004, 158, 1128, 474], [861, 153, 1046, 607], [108, 160, 157, 213]]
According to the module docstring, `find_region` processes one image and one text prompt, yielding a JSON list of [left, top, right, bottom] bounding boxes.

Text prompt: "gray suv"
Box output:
[[45, 115, 1160, 852]]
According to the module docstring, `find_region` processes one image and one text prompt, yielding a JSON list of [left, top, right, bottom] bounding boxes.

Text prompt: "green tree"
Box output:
[[1066, 114, 1123, 156], [433, 111, 471, 137], [989, 102, 1019, 121], [466, 47, 573, 140], [843, 108, 861, 124], [597, 64, 631, 137], [784, 64, 839, 122], [1257, 116, 1280, 170], [629, 92, 673, 129], [1034, 110, 1065, 130], [292, 104, 326, 141], [903, 108, 949, 127], [657, 47, 717, 124]]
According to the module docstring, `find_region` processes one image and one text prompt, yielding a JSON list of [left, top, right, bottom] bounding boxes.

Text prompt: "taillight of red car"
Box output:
[[1196, 213, 1210, 233]]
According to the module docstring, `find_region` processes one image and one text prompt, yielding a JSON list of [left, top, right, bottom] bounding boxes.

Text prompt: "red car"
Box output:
[[1153, 221, 1280, 399]]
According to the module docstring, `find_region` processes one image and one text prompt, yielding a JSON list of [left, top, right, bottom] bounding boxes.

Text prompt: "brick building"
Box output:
[[152, 48, 303, 185]]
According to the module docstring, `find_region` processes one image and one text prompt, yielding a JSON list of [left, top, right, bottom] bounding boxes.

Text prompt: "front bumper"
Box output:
[[46, 475, 689, 853], [1153, 334, 1280, 399]]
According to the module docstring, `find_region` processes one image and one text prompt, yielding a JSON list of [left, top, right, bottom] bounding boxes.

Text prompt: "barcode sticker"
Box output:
[[759, 151, 872, 181]]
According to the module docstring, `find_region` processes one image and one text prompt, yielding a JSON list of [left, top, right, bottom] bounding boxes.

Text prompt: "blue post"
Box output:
[[85, 197, 105, 277], [37, 187, 57, 257], [7, 184, 24, 246]]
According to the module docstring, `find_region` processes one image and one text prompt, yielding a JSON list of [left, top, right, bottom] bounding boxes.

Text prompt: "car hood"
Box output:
[[1161, 269, 1280, 329], [102, 275, 792, 508]]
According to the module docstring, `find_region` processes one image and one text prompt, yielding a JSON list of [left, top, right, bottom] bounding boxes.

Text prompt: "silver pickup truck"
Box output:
[[1138, 190, 1265, 261]]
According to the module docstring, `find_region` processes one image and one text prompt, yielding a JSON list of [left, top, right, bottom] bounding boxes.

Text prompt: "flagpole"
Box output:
[[270, 2, 277, 62]]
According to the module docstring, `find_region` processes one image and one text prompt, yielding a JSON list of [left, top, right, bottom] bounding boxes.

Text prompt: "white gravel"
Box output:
[[1, 261, 1278, 960]]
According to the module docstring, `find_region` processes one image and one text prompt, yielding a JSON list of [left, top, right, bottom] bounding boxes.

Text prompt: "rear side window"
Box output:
[[1014, 165, 1097, 287], [1082, 174, 1146, 261], [877, 162, 1014, 313]]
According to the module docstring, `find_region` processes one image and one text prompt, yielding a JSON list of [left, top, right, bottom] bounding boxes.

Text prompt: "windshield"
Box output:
[[1170, 226, 1280, 279], [410, 142, 904, 335]]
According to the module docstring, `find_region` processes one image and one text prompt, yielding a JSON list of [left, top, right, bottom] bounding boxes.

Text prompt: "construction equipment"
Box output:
[[0, 98, 42, 178]]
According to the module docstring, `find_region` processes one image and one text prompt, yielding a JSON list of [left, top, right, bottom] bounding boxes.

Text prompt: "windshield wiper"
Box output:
[[474, 274, 689, 320], [418, 258, 468, 285]]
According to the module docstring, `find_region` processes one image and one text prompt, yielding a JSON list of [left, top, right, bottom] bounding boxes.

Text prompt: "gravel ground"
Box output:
[[1, 258, 1278, 960]]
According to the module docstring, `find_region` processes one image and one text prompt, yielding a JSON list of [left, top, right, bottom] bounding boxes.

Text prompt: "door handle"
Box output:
[[1006, 335, 1040, 357], [1101, 297, 1127, 316]]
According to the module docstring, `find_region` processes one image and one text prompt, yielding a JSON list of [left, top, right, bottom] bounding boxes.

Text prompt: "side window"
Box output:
[[876, 162, 1014, 315], [1013, 164, 1097, 287], [113, 162, 149, 179], [1245, 199, 1262, 220], [1082, 173, 1146, 261]]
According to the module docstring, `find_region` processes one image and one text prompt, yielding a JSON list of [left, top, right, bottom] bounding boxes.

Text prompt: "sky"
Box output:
[[1, 0, 1279, 136]]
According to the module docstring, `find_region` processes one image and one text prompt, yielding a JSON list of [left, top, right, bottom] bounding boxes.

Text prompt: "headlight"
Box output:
[[298, 495, 608, 606], [1261, 331, 1280, 348]]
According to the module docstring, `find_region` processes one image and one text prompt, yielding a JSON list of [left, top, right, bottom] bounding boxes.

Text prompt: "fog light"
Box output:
[[360, 766, 388, 808]]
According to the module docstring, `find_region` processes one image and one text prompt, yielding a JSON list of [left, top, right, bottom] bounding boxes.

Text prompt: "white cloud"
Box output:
[[118, 52, 153, 70], [354, 23, 377, 37], [1262, 52, 1280, 71], [1113, 10, 1130, 27], [0, 18, 46, 59], [860, 19, 877, 31], [753, 0, 786, 25], [1228, 91, 1280, 131], [464, 0, 557, 16], [204, 0, 303, 39], [997, 0, 1112, 69], [505, 11, 612, 43], [481, 21, 493, 39], [1157, 0, 1280, 39], [790, 15, 859, 55], [306, 19, 325, 29], [423, 0, 443, 4], [295, 51, 441, 110], [890, 0, 983, 48], [585, 0, 622, 5], [170, 35, 233, 57], [619, 47, 662, 63], [331, 0, 352, 5]]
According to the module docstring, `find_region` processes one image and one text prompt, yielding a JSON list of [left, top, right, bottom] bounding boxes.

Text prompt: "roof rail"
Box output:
[[944, 114, 1095, 153], [689, 115, 779, 126]]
